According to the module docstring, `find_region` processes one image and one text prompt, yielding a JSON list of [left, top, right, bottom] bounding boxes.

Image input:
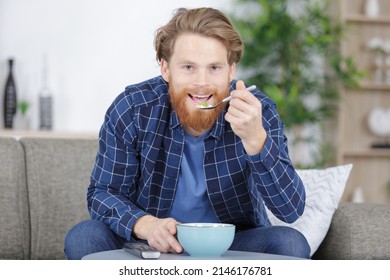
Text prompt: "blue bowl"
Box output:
[[177, 223, 235, 257]]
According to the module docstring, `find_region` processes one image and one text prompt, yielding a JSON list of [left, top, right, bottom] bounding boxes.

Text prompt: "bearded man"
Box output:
[[64, 7, 310, 260]]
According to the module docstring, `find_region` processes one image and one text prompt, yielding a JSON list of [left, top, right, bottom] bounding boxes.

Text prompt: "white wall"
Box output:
[[0, 0, 233, 133]]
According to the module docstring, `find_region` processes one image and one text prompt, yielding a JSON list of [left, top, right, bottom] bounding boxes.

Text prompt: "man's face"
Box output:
[[161, 33, 235, 136]]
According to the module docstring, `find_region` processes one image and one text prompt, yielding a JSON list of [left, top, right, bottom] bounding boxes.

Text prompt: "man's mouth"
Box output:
[[189, 94, 212, 104]]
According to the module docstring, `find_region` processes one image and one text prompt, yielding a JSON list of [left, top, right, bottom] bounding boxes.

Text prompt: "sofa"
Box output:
[[0, 136, 389, 260]]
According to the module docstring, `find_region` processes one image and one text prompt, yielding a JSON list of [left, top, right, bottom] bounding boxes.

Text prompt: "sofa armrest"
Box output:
[[313, 202, 390, 260], [0, 137, 30, 259]]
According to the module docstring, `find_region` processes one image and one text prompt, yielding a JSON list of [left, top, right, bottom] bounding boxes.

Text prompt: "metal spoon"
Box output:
[[196, 85, 257, 110]]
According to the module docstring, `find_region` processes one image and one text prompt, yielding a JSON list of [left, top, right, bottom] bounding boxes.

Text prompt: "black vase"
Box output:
[[3, 59, 17, 129]]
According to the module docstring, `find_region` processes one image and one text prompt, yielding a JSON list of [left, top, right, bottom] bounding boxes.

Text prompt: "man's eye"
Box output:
[[184, 65, 193, 71], [211, 66, 221, 71]]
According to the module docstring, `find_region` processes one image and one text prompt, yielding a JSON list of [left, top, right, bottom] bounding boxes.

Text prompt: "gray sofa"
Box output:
[[0, 136, 389, 260]]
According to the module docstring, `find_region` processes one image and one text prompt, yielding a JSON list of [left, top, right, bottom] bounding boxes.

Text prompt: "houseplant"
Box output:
[[229, 0, 364, 167], [14, 100, 30, 130]]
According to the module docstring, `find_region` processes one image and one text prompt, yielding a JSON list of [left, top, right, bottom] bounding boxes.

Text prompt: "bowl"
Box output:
[[176, 223, 235, 257]]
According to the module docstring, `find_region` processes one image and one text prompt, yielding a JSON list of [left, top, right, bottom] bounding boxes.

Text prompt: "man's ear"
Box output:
[[229, 63, 236, 82], [160, 59, 169, 82]]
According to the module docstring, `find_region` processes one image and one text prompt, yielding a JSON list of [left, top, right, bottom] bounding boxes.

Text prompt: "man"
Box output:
[[64, 7, 310, 259]]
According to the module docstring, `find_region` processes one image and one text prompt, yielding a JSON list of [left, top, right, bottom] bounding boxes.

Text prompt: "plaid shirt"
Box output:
[[87, 76, 305, 240]]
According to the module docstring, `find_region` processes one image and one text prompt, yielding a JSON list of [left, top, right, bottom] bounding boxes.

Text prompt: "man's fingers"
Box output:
[[235, 80, 246, 90], [147, 218, 183, 253]]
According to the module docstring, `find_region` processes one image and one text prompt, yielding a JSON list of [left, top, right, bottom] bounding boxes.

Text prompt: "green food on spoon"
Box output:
[[198, 101, 209, 108]]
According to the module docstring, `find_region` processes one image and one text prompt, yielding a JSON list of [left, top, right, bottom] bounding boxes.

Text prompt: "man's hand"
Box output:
[[225, 80, 267, 155], [133, 215, 183, 253]]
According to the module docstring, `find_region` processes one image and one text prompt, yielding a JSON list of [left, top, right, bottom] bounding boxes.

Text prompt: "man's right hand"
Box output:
[[133, 215, 183, 253]]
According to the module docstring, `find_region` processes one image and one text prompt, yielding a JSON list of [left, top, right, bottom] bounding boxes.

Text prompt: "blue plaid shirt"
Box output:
[[87, 76, 305, 240]]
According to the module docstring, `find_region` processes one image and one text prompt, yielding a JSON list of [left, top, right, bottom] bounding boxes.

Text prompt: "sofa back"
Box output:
[[21, 137, 98, 259], [0, 136, 98, 259], [0, 137, 30, 259]]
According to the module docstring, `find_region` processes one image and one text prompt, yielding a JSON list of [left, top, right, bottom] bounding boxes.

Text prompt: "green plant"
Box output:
[[230, 0, 364, 129], [228, 0, 365, 168], [17, 100, 29, 116]]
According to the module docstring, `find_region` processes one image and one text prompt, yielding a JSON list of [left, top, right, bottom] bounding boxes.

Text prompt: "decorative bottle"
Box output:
[[3, 58, 17, 129], [364, 0, 380, 18], [39, 55, 53, 130]]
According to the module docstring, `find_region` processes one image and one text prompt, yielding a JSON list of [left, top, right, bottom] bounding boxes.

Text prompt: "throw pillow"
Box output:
[[265, 164, 353, 257]]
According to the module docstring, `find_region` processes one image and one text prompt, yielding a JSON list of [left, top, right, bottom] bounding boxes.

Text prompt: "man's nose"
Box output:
[[194, 69, 210, 87]]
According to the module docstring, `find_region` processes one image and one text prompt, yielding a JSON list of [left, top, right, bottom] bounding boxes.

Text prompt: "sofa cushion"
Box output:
[[266, 164, 352, 256], [314, 203, 390, 259], [21, 137, 98, 259], [0, 137, 30, 259]]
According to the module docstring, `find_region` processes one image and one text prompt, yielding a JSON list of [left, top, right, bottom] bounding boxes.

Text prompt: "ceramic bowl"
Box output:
[[176, 223, 235, 257]]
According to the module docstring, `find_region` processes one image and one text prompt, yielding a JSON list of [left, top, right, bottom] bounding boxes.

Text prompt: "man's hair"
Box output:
[[154, 7, 243, 65]]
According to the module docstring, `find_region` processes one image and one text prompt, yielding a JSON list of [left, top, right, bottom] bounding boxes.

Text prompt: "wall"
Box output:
[[0, 0, 233, 133]]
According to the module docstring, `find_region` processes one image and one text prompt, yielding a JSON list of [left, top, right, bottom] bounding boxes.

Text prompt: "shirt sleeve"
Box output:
[[244, 98, 306, 223], [87, 93, 149, 240]]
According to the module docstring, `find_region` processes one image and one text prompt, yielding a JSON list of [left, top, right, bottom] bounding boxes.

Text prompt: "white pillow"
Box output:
[[265, 164, 353, 256]]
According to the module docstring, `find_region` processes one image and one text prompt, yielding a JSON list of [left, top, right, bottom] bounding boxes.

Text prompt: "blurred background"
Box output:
[[0, 0, 232, 133], [1, 0, 390, 204]]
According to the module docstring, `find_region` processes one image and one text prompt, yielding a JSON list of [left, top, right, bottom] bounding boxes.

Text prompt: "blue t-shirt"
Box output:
[[168, 132, 219, 223]]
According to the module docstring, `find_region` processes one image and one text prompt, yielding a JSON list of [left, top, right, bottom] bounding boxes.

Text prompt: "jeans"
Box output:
[[64, 220, 311, 260]]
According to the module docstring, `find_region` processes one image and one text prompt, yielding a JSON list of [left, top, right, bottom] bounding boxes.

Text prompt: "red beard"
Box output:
[[169, 82, 230, 133]]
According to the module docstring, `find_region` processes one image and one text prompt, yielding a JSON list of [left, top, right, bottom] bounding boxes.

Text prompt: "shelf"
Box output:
[[360, 82, 390, 91], [337, 0, 390, 205], [345, 15, 390, 23], [0, 129, 98, 139], [342, 82, 390, 93], [344, 149, 390, 158]]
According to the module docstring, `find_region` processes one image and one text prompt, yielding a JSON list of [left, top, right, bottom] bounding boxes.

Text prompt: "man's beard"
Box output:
[[169, 81, 230, 133]]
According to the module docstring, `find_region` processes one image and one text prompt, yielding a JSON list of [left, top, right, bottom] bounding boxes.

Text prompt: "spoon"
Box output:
[[196, 85, 257, 110]]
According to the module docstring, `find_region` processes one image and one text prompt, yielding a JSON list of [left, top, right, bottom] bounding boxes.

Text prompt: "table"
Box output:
[[82, 249, 304, 260]]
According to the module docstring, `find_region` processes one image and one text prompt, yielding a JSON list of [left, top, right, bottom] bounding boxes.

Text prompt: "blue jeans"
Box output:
[[64, 220, 310, 259]]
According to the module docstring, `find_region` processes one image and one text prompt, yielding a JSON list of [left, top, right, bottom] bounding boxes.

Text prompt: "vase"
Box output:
[[364, 0, 380, 18], [3, 59, 17, 128], [374, 51, 384, 83]]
